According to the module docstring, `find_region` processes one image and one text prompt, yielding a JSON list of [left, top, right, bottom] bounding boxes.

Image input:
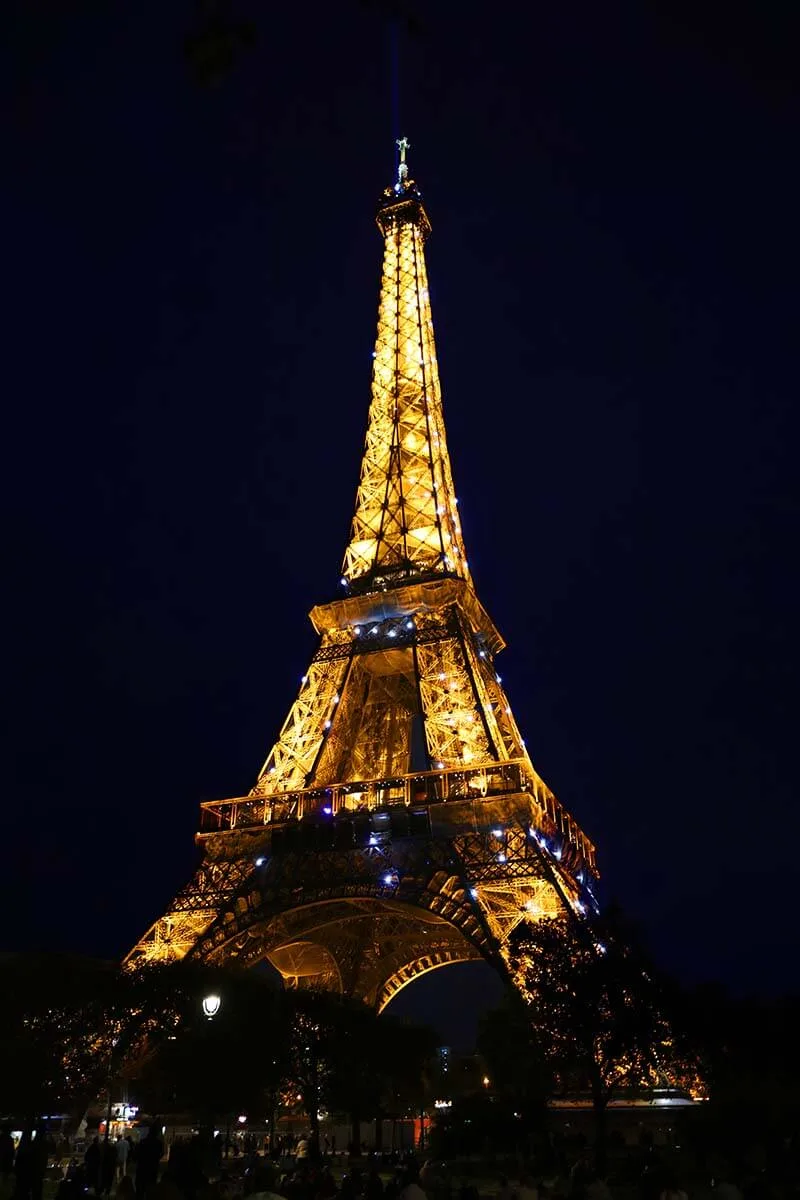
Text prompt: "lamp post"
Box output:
[[103, 1035, 122, 1146]]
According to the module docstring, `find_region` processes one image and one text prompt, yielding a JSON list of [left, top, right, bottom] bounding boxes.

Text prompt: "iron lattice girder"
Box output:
[[124, 787, 588, 971], [200, 769, 597, 884], [125, 166, 600, 987], [309, 577, 504, 654], [376, 947, 477, 1012], [190, 836, 485, 962], [183, 822, 569, 986], [168, 859, 253, 913], [342, 196, 467, 589], [221, 899, 482, 1009], [311, 607, 456, 664], [237, 593, 595, 876]]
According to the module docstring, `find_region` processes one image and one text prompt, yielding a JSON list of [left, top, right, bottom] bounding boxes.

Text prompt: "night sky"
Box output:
[[4, 0, 798, 1048]]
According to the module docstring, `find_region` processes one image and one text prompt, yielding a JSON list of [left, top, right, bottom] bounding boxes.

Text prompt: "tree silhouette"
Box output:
[[477, 991, 549, 1131], [0, 955, 118, 1124], [0, 954, 438, 1149], [128, 965, 287, 1125], [0, 955, 198, 1128], [508, 907, 692, 1169], [282, 990, 436, 1158]]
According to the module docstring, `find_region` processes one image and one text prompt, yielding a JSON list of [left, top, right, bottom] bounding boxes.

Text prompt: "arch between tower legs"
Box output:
[[185, 829, 573, 1008], [202, 898, 485, 1010]]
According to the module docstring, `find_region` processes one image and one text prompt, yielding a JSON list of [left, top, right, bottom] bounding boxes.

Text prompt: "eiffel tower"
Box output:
[[127, 141, 599, 1010]]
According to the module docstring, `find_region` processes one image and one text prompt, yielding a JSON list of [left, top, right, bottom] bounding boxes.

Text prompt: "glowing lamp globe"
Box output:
[[202, 994, 221, 1019]]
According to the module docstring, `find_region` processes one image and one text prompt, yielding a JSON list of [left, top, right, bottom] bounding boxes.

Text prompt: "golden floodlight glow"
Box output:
[[342, 205, 468, 589], [125, 145, 598, 995]]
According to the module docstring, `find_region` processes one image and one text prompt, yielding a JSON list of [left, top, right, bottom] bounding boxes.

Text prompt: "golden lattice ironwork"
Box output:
[[342, 175, 468, 590], [126, 144, 599, 999], [252, 643, 352, 796]]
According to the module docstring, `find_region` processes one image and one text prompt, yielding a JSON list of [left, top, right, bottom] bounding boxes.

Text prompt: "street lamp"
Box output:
[[202, 993, 221, 1019]]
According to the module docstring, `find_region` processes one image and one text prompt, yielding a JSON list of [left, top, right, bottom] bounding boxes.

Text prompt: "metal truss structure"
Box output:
[[342, 174, 467, 590], [126, 146, 600, 1006]]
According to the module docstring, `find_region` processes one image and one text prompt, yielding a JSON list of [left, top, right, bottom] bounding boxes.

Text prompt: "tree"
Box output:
[[128, 965, 288, 1126], [0, 955, 194, 1130], [318, 995, 381, 1155], [0, 954, 289, 1135], [508, 907, 689, 1169], [0, 953, 438, 1157], [281, 990, 435, 1158], [281, 988, 340, 1158], [278, 989, 437, 1159], [677, 986, 800, 1175], [0, 955, 120, 1125], [378, 1016, 439, 1128], [477, 991, 550, 1135], [336, 1012, 437, 1154]]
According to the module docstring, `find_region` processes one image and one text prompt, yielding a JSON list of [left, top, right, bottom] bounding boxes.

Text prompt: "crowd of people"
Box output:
[[0, 1123, 786, 1200], [0, 1125, 550, 1200], [0, 1125, 163, 1200]]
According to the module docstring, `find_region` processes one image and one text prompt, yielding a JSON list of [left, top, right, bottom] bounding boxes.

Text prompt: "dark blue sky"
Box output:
[[4, 0, 798, 1046]]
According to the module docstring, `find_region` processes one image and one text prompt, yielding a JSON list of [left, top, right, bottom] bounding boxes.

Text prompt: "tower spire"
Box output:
[[342, 140, 470, 593], [396, 135, 410, 185]]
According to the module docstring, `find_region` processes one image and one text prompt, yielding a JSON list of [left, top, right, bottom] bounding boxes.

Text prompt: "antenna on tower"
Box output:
[[396, 136, 410, 188]]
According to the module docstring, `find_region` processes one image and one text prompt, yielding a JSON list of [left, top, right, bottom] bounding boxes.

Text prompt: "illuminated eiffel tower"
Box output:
[[127, 141, 599, 1009]]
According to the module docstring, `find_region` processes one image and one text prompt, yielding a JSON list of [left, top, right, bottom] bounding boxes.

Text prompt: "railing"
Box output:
[[200, 760, 525, 827], [198, 758, 598, 877]]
